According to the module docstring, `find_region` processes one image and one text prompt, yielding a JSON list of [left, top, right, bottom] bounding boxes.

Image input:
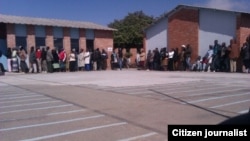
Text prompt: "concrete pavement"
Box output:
[[0, 70, 249, 141]]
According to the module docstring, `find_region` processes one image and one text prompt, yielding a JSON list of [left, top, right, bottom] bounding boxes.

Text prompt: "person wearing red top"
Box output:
[[59, 48, 66, 72], [36, 48, 42, 73]]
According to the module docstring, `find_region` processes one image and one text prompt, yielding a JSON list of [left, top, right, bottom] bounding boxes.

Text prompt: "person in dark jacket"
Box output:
[[6, 47, 12, 72], [29, 46, 37, 73]]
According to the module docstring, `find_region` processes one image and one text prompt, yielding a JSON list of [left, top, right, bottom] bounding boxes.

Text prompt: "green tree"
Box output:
[[108, 11, 155, 49]]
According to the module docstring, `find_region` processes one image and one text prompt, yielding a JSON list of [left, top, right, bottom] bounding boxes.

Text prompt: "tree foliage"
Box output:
[[108, 11, 155, 48]]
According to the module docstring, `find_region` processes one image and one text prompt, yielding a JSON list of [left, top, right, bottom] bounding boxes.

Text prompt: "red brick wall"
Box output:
[[27, 25, 35, 53], [94, 30, 114, 69], [236, 13, 250, 72], [45, 26, 54, 48], [237, 13, 250, 47], [63, 27, 71, 55], [6, 23, 15, 48], [168, 8, 199, 63]]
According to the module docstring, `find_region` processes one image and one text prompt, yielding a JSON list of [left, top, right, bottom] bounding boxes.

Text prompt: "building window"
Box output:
[[71, 39, 79, 53], [35, 37, 45, 48], [54, 38, 63, 51], [16, 36, 27, 50]]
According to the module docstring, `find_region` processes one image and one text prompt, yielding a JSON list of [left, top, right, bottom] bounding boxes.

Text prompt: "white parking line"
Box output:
[[0, 101, 61, 108], [47, 109, 86, 115], [238, 109, 249, 114], [183, 92, 250, 104], [210, 99, 250, 108], [0, 95, 42, 101], [20, 122, 127, 141], [177, 88, 244, 98], [117, 132, 158, 141], [0, 97, 51, 104], [0, 109, 86, 122], [0, 114, 105, 131], [0, 104, 73, 114], [0, 93, 36, 98]]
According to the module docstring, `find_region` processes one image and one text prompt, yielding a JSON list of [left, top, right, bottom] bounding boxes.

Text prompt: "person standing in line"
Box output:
[[69, 49, 76, 72], [6, 47, 12, 72], [111, 49, 118, 70], [58, 48, 66, 72], [29, 46, 37, 73], [185, 44, 192, 71], [46, 46, 54, 73], [19, 47, 28, 73], [78, 48, 85, 71], [41, 47, 47, 73], [228, 39, 239, 73], [101, 49, 108, 70], [139, 48, 146, 70], [117, 48, 123, 70], [84, 48, 91, 71], [36, 48, 42, 73], [11, 48, 19, 72]]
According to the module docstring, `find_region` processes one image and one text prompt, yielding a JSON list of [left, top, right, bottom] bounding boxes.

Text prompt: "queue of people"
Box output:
[[2, 46, 109, 74]]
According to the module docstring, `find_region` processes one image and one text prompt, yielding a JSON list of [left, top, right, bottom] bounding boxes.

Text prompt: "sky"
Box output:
[[1, 0, 250, 26]]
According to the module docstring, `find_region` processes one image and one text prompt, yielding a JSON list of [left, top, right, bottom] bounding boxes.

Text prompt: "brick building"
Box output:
[[0, 14, 116, 70], [144, 5, 250, 66]]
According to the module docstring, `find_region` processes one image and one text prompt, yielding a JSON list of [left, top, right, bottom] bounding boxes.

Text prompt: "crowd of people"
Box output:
[[138, 36, 250, 73], [2, 46, 109, 74], [1, 35, 250, 74]]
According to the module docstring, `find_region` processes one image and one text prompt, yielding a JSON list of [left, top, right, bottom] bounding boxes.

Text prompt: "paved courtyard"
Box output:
[[0, 70, 249, 141]]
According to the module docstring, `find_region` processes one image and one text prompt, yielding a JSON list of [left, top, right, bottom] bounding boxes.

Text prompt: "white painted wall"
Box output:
[[145, 17, 168, 52], [199, 9, 237, 57]]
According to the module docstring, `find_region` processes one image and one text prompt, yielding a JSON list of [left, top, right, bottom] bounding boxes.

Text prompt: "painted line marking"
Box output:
[[20, 122, 127, 141], [182, 92, 250, 104], [0, 101, 61, 108], [177, 88, 244, 98], [0, 104, 73, 115], [0, 109, 86, 122], [0, 95, 43, 101], [0, 114, 104, 131], [117, 132, 158, 141], [0, 93, 37, 98], [0, 97, 51, 104], [156, 84, 228, 92], [238, 109, 249, 114], [47, 109, 86, 115], [210, 99, 250, 108]]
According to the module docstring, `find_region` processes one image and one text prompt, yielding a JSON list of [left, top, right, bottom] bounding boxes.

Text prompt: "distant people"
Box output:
[[84, 48, 91, 71], [173, 48, 179, 71], [117, 48, 123, 70], [212, 40, 221, 72], [111, 49, 118, 70], [146, 50, 153, 70], [36, 48, 42, 73], [228, 39, 239, 73], [19, 47, 28, 73], [153, 48, 161, 70], [240, 42, 250, 73], [0, 50, 5, 75], [78, 48, 85, 71], [69, 49, 77, 72], [205, 45, 214, 72], [168, 48, 175, 71], [59, 48, 66, 72], [12, 48, 19, 72], [52, 49, 60, 72], [185, 44, 192, 71], [46, 46, 54, 73], [180, 45, 186, 71], [29, 46, 37, 73], [101, 49, 108, 70], [41, 47, 47, 73], [6, 47, 12, 72], [139, 48, 146, 70]]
